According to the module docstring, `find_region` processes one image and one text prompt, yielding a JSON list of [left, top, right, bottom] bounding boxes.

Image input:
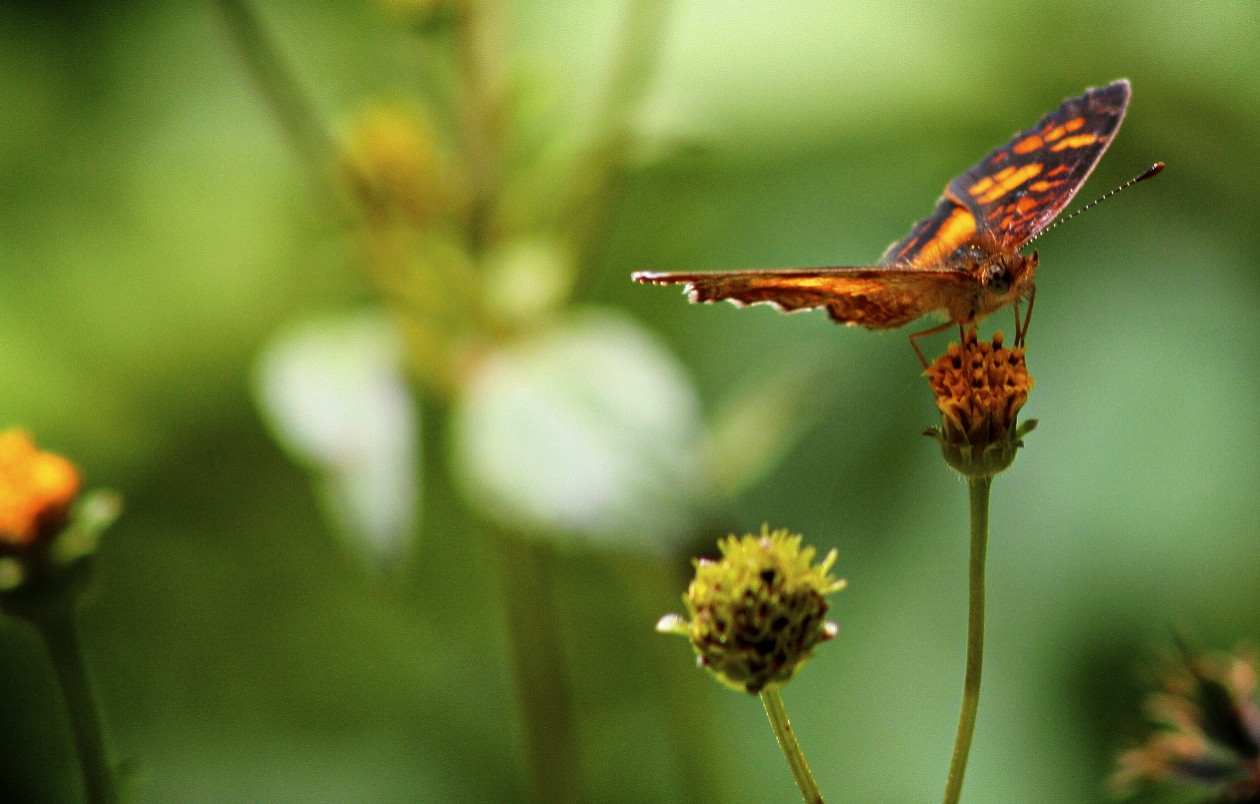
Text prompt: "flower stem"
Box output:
[[942, 475, 992, 804], [212, 0, 343, 210], [760, 687, 825, 804], [453, 0, 509, 254], [495, 534, 584, 803], [32, 606, 119, 804], [567, 0, 672, 293]]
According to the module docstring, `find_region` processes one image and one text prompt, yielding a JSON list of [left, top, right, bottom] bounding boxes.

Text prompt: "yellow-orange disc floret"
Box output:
[[924, 328, 1035, 477]]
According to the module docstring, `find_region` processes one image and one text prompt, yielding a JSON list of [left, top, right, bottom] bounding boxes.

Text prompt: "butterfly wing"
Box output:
[[881, 79, 1131, 264], [951, 79, 1130, 250], [878, 195, 981, 269], [632, 268, 978, 330], [636, 82, 1133, 331]]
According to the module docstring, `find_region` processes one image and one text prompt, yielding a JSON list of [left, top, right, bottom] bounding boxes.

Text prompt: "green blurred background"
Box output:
[[1, 1, 1258, 801]]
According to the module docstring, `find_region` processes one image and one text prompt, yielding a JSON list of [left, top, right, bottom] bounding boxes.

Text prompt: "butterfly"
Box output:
[[634, 79, 1159, 366]]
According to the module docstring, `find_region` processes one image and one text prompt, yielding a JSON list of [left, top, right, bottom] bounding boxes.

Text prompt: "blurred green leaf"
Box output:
[[703, 361, 832, 499], [53, 490, 124, 566]]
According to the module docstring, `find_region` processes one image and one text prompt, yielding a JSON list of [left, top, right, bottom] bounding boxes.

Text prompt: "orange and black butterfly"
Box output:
[[634, 79, 1159, 365]]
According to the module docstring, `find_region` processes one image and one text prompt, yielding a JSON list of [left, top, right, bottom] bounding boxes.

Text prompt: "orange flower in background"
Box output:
[[0, 430, 81, 548], [1113, 647, 1260, 802]]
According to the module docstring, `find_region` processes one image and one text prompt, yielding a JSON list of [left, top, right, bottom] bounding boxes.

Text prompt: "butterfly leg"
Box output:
[[909, 320, 956, 369], [1014, 286, 1037, 348]]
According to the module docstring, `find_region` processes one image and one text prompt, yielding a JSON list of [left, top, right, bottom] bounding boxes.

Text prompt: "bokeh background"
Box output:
[[1, 1, 1257, 802]]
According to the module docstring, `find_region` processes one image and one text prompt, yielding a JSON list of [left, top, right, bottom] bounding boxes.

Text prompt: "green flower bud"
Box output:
[[658, 526, 845, 693]]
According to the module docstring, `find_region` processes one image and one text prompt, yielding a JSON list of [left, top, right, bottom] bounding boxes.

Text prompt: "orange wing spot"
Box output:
[[1046, 164, 1070, 177], [1012, 135, 1044, 154], [792, 276, 867, 292], [1044, 124, 1066, 141], [968, 176, 995, 196], [1064, 116, 1086, 132], [905, 207, 976, 267], [993, 166, 1016, 182], [1050, 133, 1101, 151], [1027, 179, 1059, 193], [976, 162, 1043, 203], [1014, 195, 1040, 214]]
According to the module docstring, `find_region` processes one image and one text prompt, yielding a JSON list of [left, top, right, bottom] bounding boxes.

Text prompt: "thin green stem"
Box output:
[[32, 606, 119, 804], [454, 0, 507, 253], [566, 0, 672, 288], [760, 687, 825, 804], [632, 556, 726, 804], [212, 0, 344, 210], [942, 475, 992, 804], [494, 535, 584, 804]]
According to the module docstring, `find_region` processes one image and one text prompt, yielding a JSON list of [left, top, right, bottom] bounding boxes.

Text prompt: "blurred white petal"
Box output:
[[451, 309, 705, 552], [253, 312, 419, 567]]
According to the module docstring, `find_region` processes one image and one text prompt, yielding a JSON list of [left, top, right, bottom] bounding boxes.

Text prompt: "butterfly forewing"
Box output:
[[633, 267, 977, 330]]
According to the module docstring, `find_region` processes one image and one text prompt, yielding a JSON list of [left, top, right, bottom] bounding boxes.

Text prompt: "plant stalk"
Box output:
[[33, 606, 119, 804], [760, 686, 825, 804], [495, 535, 584, 803], [566, 0, 672, 293], [212, 0, 343, 210], [942, 475, 992, 804]]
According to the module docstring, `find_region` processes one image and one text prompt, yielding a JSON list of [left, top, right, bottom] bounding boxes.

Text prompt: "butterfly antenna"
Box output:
[[1026, 161, 1164, 246]]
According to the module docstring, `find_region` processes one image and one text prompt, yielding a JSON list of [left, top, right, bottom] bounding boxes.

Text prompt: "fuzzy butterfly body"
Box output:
[[634, 80, 1140, 356]]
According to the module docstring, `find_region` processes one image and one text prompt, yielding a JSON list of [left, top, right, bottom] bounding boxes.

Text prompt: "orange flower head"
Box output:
[[0, 430, 81, 549], [924, 328, 1036, 477]]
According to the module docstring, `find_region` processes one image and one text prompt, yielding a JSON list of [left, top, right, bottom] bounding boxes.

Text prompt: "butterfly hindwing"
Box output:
[[877, 196, 979, 269]]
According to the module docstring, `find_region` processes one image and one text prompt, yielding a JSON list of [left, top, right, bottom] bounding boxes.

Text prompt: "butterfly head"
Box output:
[[973, 249, 1037, 320]]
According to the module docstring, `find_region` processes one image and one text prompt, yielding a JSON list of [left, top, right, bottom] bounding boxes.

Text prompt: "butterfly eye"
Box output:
[[985, 263, 1012, 294]]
